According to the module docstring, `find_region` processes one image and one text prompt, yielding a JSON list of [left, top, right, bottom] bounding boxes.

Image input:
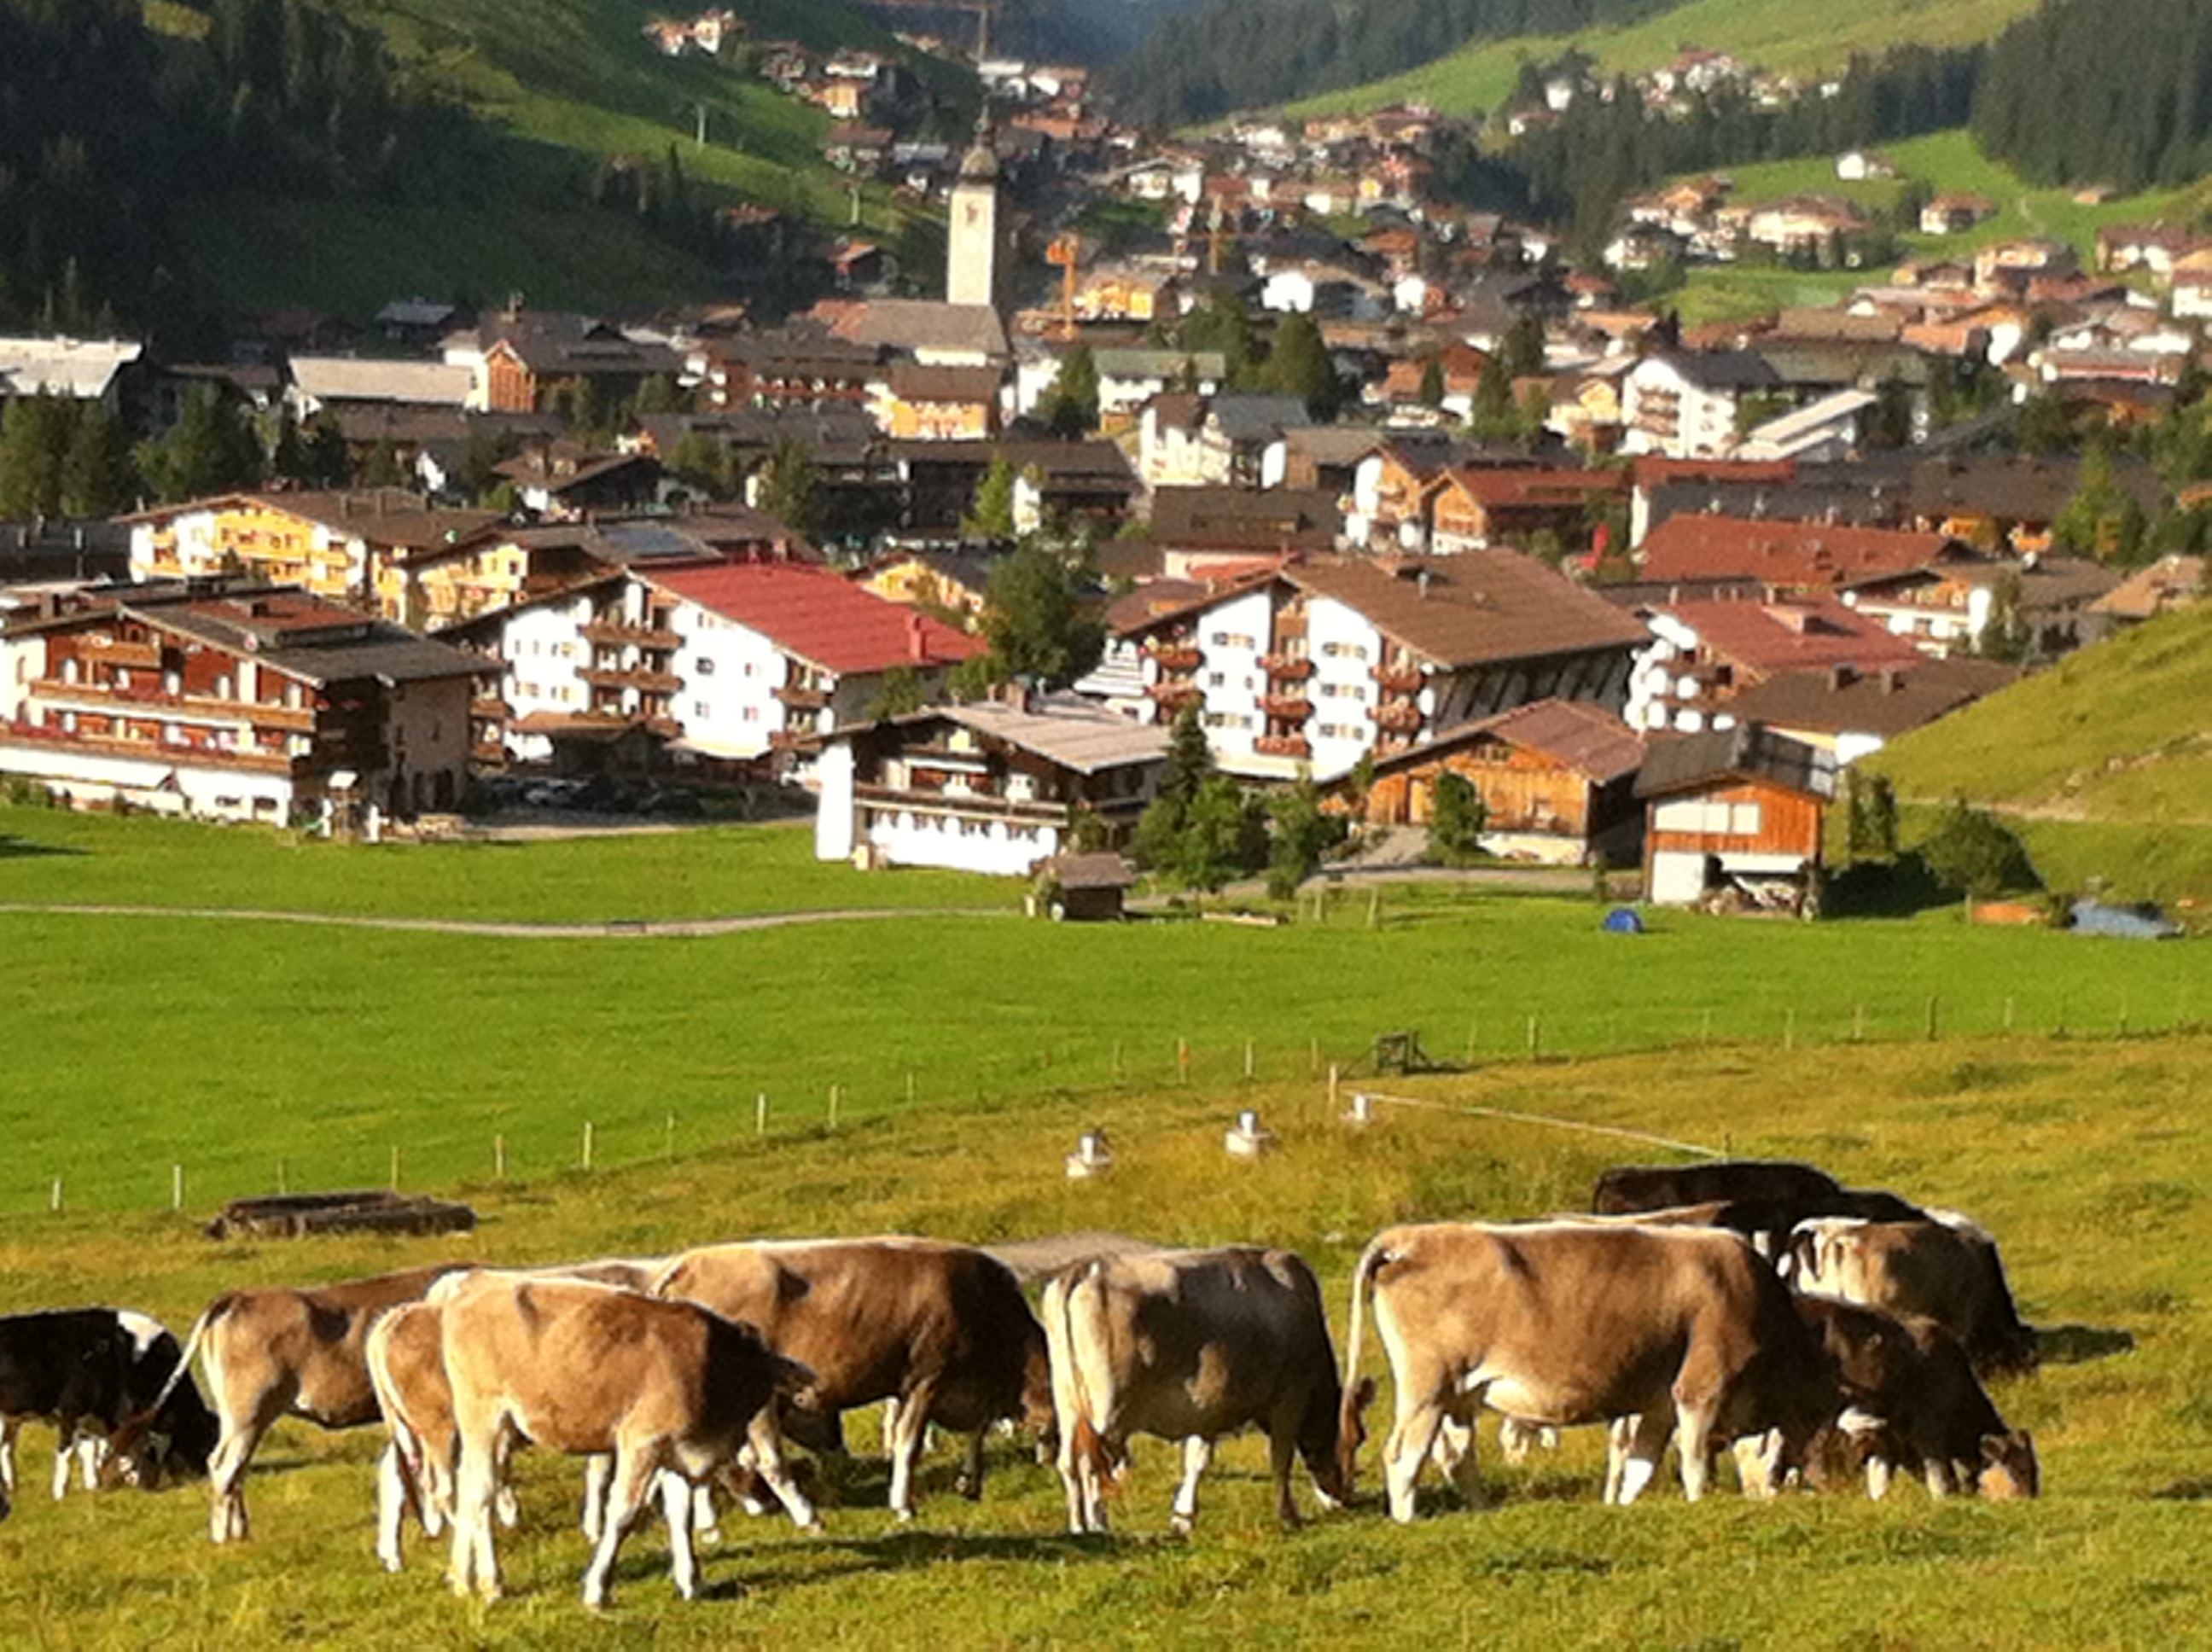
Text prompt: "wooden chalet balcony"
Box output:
[[80, 640, 162, 671], [579, 665, 683, 694], [1145, 682, 1203, 712], [1259, 693, 1313, 721], [1260, 654, 1314, 682], [1253, 734, 1312, 759], [773, 683, 832, 710], [1370, 700, 1425, 733], [1145, 642, 1204, 674], [853, 781, 1066, 824], [1370, 660, 1425, 693], [1, 719, 294, 775], [471, 697, 513, 721], [32, 678, 317, 731], [580, 618, 682, 650]]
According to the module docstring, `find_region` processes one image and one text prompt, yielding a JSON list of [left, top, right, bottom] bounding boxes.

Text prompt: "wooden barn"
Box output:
[[1359, 697, 1646, 865], [1635, 724, 1837, 911]]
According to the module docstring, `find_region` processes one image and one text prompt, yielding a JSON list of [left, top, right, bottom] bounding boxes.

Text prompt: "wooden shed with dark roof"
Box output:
[[1635, 724, 1837, 910]]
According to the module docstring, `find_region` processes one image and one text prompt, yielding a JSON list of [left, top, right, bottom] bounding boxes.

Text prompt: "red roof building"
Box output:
[[1638, 513, 1963, 592]]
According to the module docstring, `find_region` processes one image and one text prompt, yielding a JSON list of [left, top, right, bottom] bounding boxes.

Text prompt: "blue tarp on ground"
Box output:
[[1602, 906, 1646, 934], [2070, 899, 2183, 939]]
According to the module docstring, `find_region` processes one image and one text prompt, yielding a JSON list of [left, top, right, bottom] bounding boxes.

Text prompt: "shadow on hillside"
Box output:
[[1822, 852, 1955, 919], [2034, 1322, 2137, 1364], [0, 834, 83, 861]]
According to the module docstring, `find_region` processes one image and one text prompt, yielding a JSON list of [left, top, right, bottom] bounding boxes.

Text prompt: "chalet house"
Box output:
[[1636, 514, 1967, 596], [1636, 723, 1837, 910], [1359, 696, 1646, 865], [0, 579, 481, 822], [1262, 427, 1377, 498], [817, 299, 1009, 369], [0, 336, 143, 417], [1726, 195, 1874, 263], [1920, 194, 1997, 236], [458, 560, 980, 774], [859, 547, 996, 619], [1115, 550, 1646, 782], [1074, 265, 1182, 324], [1092, 349, 1225, 424], [1973, 239, 2079, 298], [692, 328, 883, 411], [1621, 352, 1784, 459], [1626, 594, 1924, 734], [494, 445, 667, 516], [2086, 552, 2205, 637], [1627, 457, 1797, 548], [1427, 467, 1625, 556], [1722, 656, 2018, 764], [125, 491, 499, 611], [2096, 224, 2203, 276], [885, 439, 1137, 536], [445, 313, 682, 414], [286, 358, 474, 422], [870, 363, 1002, 440], [1377, 342, 1491, 417], [814, 697, 1168, 875], [1138, 394, 1217, 491], [379, 506, 814, 633], [1146, 487, 1340, 579], [1838, 554, 2118, 661]]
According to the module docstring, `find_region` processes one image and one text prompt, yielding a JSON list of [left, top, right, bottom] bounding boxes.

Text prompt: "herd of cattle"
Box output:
[[0, 1158, 2042, 1607]]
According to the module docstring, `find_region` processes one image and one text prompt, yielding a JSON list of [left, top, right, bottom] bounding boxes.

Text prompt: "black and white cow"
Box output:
[[0, 1308, 218, 1518]]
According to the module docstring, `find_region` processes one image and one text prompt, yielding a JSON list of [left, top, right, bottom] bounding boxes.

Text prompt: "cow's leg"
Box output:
[[955, 1427, 987, 1501], [67, 1433, 105, 1495], [205, 1413, 273, 1544], [1672, 1397, 1719, 1503], [492, 1431, 519, 1529], [1611, 1411, 1675, 1506], [1924, 1455, 1955, 1499], [1168, 1435, 1214, 1536], [1053, 1423, 1086, 1535], [1441, 1412, 1482, 1509], [0, 1416, 16, 1502], [581, 1444, 659, 1609], [1382, 1397, 1447, 1524], [1732, 1429, 1784, 1498], [581, 1452, 611, 1541], [1266, 1414, 1304, 1528], [375, 1440, 409, 1573], [886, 1381, 938, 1521], [51, 1422, 81, 1501], [447, 1413, 511, 1602], [743, 1409, 821, 1533], [657, 1469, 701, 1601]]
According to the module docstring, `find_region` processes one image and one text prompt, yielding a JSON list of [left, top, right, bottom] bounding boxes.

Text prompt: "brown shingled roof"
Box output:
[[1284, 552, 1650, 669]]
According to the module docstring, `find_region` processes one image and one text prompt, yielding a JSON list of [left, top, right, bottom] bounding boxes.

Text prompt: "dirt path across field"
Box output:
[[0, 903, 1017, 939]]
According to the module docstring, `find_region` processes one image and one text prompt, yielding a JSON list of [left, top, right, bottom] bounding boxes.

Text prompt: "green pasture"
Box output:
[[1, 1027, 2209, 1644], [3, 805, 2210, 1215], [1284, 0, 2043, 121]]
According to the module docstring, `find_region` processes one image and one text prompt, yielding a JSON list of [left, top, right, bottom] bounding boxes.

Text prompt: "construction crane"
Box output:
[[1046, 232, 1082, 340]]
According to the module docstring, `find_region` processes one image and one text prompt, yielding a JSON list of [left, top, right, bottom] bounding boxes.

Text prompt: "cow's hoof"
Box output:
[[1169, 1515, 1194, 1539]]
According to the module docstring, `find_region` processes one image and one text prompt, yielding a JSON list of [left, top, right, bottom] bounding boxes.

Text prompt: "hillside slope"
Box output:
[[1284, 0, 2040, 119], [1866, 603, 2212, 899]]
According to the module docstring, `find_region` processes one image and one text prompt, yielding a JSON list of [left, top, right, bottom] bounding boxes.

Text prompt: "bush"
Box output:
[[1426, 771, 1487, 866], [1918, 800, 2041, 899]]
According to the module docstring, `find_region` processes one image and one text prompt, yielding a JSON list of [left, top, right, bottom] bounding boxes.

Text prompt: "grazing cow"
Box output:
[[654, 1237, 1052, 1521], [1791, 1295, 2039, 1499], [1043, 1247, 1368, 1535], [1341, 1222, 1837, 1521], [1788, 1216, 2037, 1374], [0, 1309, 218, 1517], [125, 1262, 474, 1544], [438, 1274, 812, 1606], [1592, 1160, 1846, 1216], [1600, 1190, 1927, 1263]]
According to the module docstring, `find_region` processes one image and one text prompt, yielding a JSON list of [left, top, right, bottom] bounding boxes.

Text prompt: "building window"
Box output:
[[1208, 672, 1225, 687], [695, 701, 711, 718], [697, 657, 715, 675]]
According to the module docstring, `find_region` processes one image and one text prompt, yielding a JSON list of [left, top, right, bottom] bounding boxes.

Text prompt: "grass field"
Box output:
[[1284, 0, 2043, 120], [2, 1025, 2209, 1644]]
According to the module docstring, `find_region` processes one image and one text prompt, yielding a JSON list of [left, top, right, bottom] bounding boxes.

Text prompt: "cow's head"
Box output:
[[1324, 1376, 1377, 1504], [1977, 1429, 2040, 1499]]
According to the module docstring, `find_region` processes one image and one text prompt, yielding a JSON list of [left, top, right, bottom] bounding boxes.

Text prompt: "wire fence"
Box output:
[[23, 990, 2209, 1219]]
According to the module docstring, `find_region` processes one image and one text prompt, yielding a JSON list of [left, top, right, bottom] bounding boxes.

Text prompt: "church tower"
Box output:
[[946, 126, 1005, 311]]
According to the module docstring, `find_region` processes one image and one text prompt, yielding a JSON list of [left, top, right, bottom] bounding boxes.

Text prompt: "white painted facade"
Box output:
[[1621, 358, 1747, 459], [1189, 586, 1272, 771], [1302, 596, 1382, 780]]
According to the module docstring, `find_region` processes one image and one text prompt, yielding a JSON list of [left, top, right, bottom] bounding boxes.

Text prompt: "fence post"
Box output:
[[2004, 996, 2017, 1034], [906, 1071, 918, 1107], [171, 1164, 183, 1213], [1526, 1014, 1541, 1062], [1924, 996, 1939, 1041], [494, 1135, 508, 1182], [1309, 1036, 1319, 1077], [828, 1085, 841, 1128], [1327, 1063, 1340, 1115], [665, 1113, 677, 1160], [1366, 887, 1382, 930], [1244, 1040, 1255, 1081], [756, 1093, 769, 1137], [390, 1146, 402, 1192], [580, 1122, 594, 1172], [1178, 1039, 1190, 1085], [49, 1178, 62, 1214], [1853, 1003, 1866, 1043]]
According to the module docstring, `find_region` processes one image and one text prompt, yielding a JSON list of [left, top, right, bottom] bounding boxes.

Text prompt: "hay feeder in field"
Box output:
[[1344, 1091, 1377, 1127], [203, 1190, 477, 1241]]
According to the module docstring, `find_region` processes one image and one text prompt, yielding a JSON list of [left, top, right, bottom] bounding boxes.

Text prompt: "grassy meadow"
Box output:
[[1284, 0, 2043, 120], [2, 1029, 2210, 1644], [5, 813, 2212, 1643]]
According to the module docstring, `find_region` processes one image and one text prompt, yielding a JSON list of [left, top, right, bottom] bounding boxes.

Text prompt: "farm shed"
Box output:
[[1358, 697, 1645, 865], [1635, 723, 1836, 910]]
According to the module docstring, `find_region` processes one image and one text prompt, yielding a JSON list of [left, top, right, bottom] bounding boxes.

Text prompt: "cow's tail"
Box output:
[[1338, 1236, 1393, 1491], [1057, 1260, 1123, 1495], [111, 1294, 227, 1458]]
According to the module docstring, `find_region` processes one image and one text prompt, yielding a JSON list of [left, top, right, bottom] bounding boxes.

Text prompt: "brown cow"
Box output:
[[1788, 1215, 2038, 1373], [1042, 1247, 1368, 1535], [653, 1237, 1052, 1522], [1341, 1222, 1836, 1520], [130, 1262, 474, 1544], [439, 1274, 811, 1606], [1792, 1294, 2040, 1499]]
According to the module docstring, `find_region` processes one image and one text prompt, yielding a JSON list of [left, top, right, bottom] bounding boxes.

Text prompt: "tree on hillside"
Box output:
[[754, 437, 823, 539], [1042, 345, 1100, 437], [1426, 769, 1487, 866], [1918, 800, 2040, 899], [964, 453, 1018, 539], [1843, 768, 1901, 862], [139, 385, 262, 503], [58, 403, 137, 517], [1266, 773, 1346, 899], [1131, 701, 1213, 871], [0, 392, 74, 518], [973, 532, 1103, 689], [1262, 312, 1340, 418]]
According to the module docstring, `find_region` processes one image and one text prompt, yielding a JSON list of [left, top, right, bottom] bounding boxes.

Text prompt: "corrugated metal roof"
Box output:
[[938, 700, 1168, 773], [1634, 724, 1836, 800]]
